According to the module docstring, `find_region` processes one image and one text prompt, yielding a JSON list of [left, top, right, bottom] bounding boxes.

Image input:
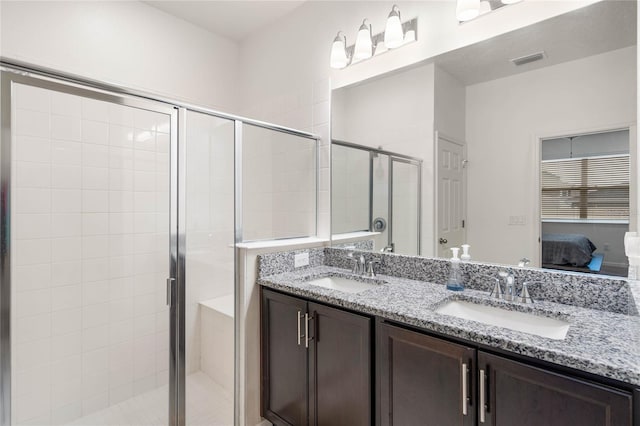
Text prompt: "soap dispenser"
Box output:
[[446, 247, 465, 291], [460, 244, 471, 261]]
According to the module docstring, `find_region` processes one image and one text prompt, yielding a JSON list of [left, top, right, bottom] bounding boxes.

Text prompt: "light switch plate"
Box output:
[[294, 252, 309, 268]]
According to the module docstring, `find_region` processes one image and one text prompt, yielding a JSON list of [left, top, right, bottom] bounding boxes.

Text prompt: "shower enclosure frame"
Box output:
[[0, 59, 319, 426], [331, 139, 422, 254]]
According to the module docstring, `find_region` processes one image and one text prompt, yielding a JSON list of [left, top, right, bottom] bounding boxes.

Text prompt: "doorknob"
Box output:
[[439, 238, 448, 244]]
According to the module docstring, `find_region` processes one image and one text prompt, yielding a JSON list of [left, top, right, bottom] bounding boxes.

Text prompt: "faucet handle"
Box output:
[[486, 276, 503, 299], [517, 281, 535, 304], [366, 260, 380, 277]]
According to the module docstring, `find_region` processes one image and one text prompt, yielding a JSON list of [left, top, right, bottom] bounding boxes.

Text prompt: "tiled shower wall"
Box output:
[[11, 83, 171, 425]]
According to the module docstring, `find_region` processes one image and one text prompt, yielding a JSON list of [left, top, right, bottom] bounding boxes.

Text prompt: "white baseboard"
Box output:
[[255, 420, 272, 426]]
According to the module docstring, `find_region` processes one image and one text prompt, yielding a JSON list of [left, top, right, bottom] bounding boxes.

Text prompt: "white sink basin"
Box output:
[[306, 276, 383, 294], [435, 300, 570, 340]]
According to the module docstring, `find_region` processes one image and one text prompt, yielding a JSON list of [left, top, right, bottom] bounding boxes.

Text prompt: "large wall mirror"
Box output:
[[330, 1, 637, 277]]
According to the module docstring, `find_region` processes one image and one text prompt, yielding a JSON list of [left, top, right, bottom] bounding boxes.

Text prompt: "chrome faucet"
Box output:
[[493, 270, 534, 303], [347, 252, 366, 275], [381, 243, 394, 253], [518, 257, 531, 267]]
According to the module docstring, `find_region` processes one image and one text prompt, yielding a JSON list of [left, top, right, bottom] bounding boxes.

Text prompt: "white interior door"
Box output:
[[437, 134, 466, 258]]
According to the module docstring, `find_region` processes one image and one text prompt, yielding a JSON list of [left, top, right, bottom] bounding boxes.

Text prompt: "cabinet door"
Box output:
[[308, 302, 372, 426], [478, 351, 633, 426], [378, 323, 476, 426], [262, 289, 309, 426]]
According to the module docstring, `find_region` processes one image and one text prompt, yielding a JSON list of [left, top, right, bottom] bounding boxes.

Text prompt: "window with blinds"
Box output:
[[541, 154, 629, 220]]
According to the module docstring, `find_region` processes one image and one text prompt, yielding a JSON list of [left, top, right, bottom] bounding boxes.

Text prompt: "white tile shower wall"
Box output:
[[11, 83, 171, 425], [184, 111, 235, 376]]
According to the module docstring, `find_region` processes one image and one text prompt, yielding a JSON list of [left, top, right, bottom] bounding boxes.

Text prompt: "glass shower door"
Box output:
[[391, 158, 421, 255], [2, 73, 175, 426]]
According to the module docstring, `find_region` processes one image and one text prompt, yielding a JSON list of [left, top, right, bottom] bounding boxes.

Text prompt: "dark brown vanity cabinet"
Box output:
[[478, 352, 633, 426], [378, 323, 476, 426], [378, 323, 633, 426], [261, 289, 372, 426]]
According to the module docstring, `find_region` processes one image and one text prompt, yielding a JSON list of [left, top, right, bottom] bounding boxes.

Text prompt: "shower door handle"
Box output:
[[166, 278, 175, 307]]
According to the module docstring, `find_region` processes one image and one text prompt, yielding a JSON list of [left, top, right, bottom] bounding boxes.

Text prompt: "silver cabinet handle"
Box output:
[[479, 368, 486, 423], [461, 362, 468, 416], [166, 278, 175, 306], [304, 313, 314, 348], [297, 311, 302, 346]]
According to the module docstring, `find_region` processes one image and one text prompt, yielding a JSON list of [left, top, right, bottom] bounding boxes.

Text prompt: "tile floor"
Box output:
[[64, 372, 233, 426]]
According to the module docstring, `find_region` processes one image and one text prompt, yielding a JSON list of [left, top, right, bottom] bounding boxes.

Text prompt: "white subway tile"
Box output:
[[14, 264, 51, 292], [13, 387, 51, 423], [109, 169, 134, 190], [133, 375, 156, 396], [155, 351, 169, 374], [82, 258, 109, 282], [82, 325, 108, 352], [82, 280, 109, 306], [52, 261, 82, 287], [82, 143, 109, 168], [134, 313, 155, 337], [109, 234, 133, 256], [83, 302, 109, 329], [109, 382, 133, 405], [15, 188, 51, 213], [52, 308, 82, 336], [51, 92, 81, 118], [51, 115, 81, 141], [52, 165, 81, 189], [51, 331, 81, 360], [109, 298, 134, 323], [156, 133, 170, 153], [133, 234, 155, 254], [109, 320, 133, 345], [82, 190, 108, 213], [50, 355, 81, 384], [14, 239, 51, 265], [108, 124, 134, 149], [108, 212, 133, 234], [14, 312, 51, 342], [14, 214, 51, 239], [82, 166, 109, 190], [15, 135, 51, 163], [51, 401, 82, 425], [13, 364, 51, 397], [81, 392, 108, 416], [82, 98, 110, 122], [82, 235, 109, 259], [134, 348, 156, 379], [108, 256, 133, 279], [133, 294, 156, 317], [108, 105, 134, 127], [15, 84, 50, 113], [82, 347, 108, 375], [108, 191, 134, 213], [133, 130, 156, 151], [109, 147, 133, 169], [51, 214, 82, 238], [15, 109, 50, 138], [52, 284, 81, 311], [134, 149, 156, 171], [134, 191, 156, 213], [14, 161, 51, 188], [52, 189, 81, 213], [134, 109, 163, 132], [82, 213, 108, 235], [52, 237, 82, 262], [133, 213, 156, 234], [109, 277, 133, 301], [82, 370, 108, 398], [82, 120, 109, 145], [134, 171, 155, 192], [51, 140, 82, 165], [13, 338, 51, 371], [51, 378, 82, 409]]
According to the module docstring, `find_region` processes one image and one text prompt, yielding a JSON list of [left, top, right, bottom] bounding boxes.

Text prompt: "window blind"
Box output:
[[541, 154, 629, 220]]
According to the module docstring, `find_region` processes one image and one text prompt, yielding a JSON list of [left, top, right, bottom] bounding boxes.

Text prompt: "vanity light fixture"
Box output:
[[458, 0, 524, 23], [384, 5, 404, 49], [330, 6, 418, 70], [330, 31, 352, 69], [354, 19, 374, 61], [456, 0, 480, 22]]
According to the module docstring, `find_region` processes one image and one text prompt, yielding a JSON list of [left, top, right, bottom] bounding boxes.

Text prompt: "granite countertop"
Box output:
[[258, 265, 640, 387]]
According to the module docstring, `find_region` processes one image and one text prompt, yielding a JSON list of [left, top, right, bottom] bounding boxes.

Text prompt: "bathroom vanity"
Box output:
[[258, 248, 640, 426]]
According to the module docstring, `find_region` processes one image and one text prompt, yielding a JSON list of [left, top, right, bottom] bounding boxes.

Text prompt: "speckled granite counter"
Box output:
[[258, 264, 640, 387]]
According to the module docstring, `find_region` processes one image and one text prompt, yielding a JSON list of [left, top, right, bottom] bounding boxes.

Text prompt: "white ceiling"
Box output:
[[144, 0, 306, 41], [434, 0, 637, 86]]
